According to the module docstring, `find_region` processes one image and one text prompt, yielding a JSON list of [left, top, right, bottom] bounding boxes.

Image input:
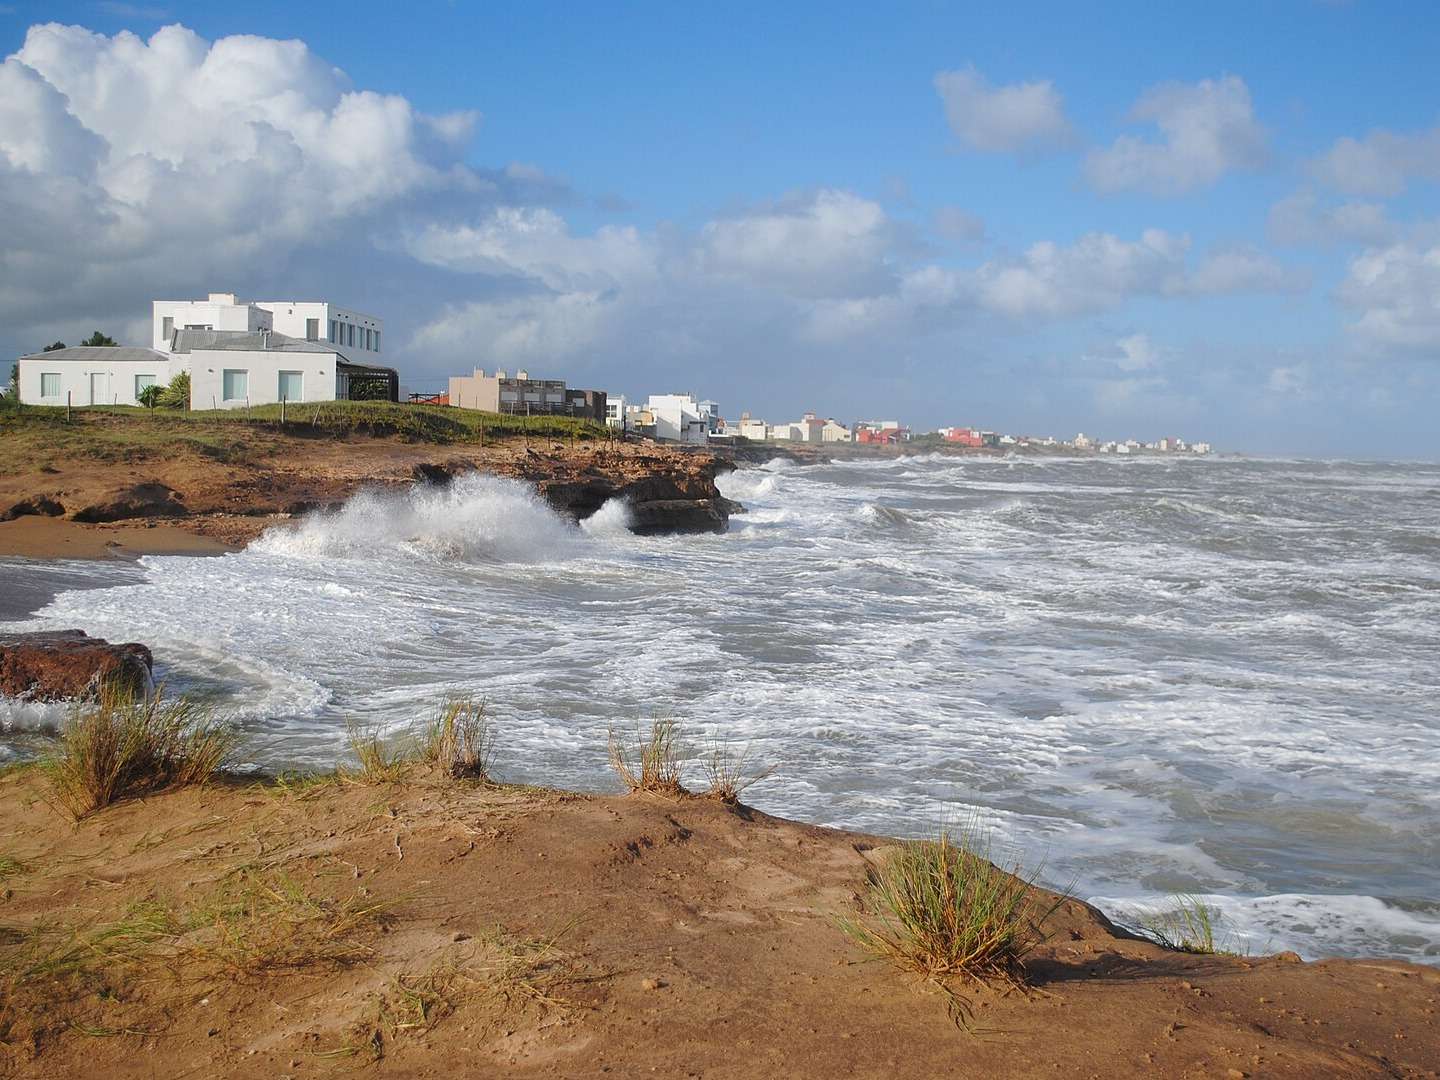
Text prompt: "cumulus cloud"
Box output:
[[0, 22, 554, 345], [698, 189, 901, 298], [934, 65, 1072, 154], [1185, 246, 1308, 295], [1268, 191, 1396, 247], [1313, 125, 1440, 197], [1267, 364, 1309, 394], [1337, 243, 1440, 348], [1084, 75, 1266, 195]]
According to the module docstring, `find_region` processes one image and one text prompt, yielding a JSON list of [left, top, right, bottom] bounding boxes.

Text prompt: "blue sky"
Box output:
[[2, 1, 1439, 455]]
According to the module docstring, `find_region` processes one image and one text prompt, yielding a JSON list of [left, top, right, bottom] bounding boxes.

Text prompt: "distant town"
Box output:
[[11, 290, 1213, 456]]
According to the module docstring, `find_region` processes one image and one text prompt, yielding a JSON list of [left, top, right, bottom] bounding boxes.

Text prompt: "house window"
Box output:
[[161, 316, 174, 341], [41, 373, 61, 398], [305, 318, 319, 341], [222, 369, 248, 402], [278, 371, 303, 402], [365, 328, 373, 350], [329, 319, 337, 342], [373, 331, 381, 353], [348, 324, 355, 347], [134, 374, 156, 398]]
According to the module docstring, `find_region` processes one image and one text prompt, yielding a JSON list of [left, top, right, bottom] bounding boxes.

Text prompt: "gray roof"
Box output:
[[19, 346, 169, 363], [170, 328, 345, 356]]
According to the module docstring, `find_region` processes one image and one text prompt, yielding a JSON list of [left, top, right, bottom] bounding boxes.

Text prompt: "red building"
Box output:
[[942, 427, 984, 447]]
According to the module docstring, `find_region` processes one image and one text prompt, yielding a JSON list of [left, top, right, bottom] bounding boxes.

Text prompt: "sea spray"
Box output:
[[252, 474, 588, 564]]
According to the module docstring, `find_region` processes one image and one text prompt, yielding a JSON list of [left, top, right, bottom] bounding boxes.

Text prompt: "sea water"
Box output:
[[2, 454, 1437, 962]]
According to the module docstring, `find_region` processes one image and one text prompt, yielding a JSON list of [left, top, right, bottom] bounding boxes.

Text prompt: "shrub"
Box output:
[[157, 370, 190, 409], [837, 824, 1063, 1022], [421, 697, 495, 781], [45, 684, 236, 819], [607, 718, 684, 796]]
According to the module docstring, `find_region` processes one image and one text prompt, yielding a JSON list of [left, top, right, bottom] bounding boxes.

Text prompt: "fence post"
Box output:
[[66, 390, 71, 422], [280, 397, 286, 428]]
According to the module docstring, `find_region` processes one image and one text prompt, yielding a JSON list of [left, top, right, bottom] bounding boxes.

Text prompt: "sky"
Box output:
[[2, 2, 1439, 456]]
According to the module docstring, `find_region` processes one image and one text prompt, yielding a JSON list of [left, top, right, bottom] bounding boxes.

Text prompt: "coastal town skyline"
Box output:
[[2, 4, 1437, 458]]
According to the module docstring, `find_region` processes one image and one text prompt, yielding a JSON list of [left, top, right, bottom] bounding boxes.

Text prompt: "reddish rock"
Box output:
[[0, 630, 153, 701]]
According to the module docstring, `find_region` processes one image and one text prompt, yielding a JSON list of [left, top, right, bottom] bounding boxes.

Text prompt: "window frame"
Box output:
[[40, 372, 62, 399]]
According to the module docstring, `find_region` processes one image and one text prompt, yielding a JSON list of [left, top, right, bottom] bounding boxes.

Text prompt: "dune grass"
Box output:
[[1138, 894, 1235, 955], [44, 684, 237, 820], [608, 718, 685, 797], [420, 697, 495, 781], [345, 722, 411, 783], [837, 824, 1064, 1025], [701, 737, 775, 804]]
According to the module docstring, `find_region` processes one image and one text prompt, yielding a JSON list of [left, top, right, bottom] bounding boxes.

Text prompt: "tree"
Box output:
[[158, 370, 190, 410], [80, 330, 117, 347], [42, 341, 66, 352], [137, 384, 163, 413]]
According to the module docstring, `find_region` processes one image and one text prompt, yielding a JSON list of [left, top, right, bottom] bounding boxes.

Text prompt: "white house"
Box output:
[[820, 419, 851, 442], [173, 329, 396, 409], [151, 293, 383, 357], [735, 413, 770, 440], [16, 346, 185, 407], [20, 291, 397, 410], [644, 393, 715, 444], [604, 394, 629, 429]]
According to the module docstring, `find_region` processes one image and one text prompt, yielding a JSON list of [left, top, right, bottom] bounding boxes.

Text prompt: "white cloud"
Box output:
[[1267, 364, 1309, 394], [405, 207, 657, 293], [1338, 243, 1440, 348], [1115, 333, 1159, 371], [0, 22, 520, 341], [698, 189, 899, 299], [1185, 246, 1308, 295], [1268, 191, 1396, 247], [1084, 75, 1266, 195], [1313, 126, 1440, 197], [969, 229, 1190, 317], [933, 65, 1072, 154]]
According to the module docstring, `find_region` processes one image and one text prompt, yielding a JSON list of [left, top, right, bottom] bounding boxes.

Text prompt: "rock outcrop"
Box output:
[[509, 448, 737, 534], [71, 482, 188, 524], [0, 630, 153, 701]]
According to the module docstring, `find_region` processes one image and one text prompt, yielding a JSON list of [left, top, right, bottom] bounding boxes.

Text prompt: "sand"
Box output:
[[0, 768, 1436, 1078]]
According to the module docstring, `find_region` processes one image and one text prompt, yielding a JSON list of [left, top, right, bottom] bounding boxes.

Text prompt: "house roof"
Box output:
[[170, 329, 344, 356], [19, 346, 169, 363]]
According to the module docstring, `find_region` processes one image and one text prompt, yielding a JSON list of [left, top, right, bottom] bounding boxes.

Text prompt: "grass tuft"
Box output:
[[1137, 894, 1235, 955], [607, 719, 685, 797], [421, 697, 495, 781], [44, 684, 237, 820], [345, 722, 411, 783], [701, 738, 774, 804], [837, 823, 1063, 1025]]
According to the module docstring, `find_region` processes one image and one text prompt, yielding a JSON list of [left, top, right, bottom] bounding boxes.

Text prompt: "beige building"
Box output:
[[448, 368, 606, 420]]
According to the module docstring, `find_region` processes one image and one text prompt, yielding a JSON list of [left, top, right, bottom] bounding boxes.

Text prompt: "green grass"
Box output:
[[44, 684, 238, 820], [608, 718, 685, 796], [1137, 894, 1236, 955], [701, 737, 774, 804], [0, 400, 608, 468], [837, 824, 1065, 1025]]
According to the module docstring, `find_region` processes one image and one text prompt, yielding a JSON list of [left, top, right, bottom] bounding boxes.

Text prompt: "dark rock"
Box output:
[[0, 630, 153, 701], [628, 498, 730, 535], [411, 460, 474, 486], [0, 496, 64, 522], [71, 482, 188, 523]]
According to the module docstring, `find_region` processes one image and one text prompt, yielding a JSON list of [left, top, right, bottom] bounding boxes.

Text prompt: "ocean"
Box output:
[[2, 453, 1438, 962]]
